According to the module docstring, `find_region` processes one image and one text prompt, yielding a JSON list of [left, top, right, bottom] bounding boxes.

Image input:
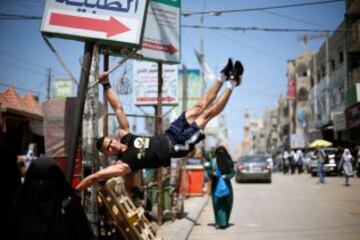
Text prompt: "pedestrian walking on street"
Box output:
[[76, 58, 244, 191], [294, 149, 304, 174], [1, 114, 21, 234], [338, 148, 354, 187], [315, 146, 326, 184], [283, 150, 290, 174], [205, 146, 234, 229], [7, 158, 95, 240]]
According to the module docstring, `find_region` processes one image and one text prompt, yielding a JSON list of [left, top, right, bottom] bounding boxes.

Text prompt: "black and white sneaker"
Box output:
[[220, 58, 234, 81], [233, 60, 244, 86]]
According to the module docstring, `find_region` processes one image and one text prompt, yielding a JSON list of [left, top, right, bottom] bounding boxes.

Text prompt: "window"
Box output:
[[330, 58, 335, 71], [297, 88, 308, 101], [320, 65, 325, 78], [296, 63, 307, 77], [339, 51, 344, 64]]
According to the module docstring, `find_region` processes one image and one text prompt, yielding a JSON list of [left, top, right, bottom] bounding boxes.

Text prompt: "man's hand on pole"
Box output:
[[98, 71, 110, 85]]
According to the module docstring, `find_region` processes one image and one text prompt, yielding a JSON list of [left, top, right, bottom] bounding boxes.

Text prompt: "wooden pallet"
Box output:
[[96, 177, 162, 240]]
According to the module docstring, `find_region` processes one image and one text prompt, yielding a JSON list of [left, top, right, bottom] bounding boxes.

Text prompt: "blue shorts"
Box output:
[[165, 112, 206, 158]]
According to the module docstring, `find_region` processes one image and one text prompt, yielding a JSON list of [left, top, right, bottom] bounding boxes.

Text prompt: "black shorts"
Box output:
[[164, 112, 206, 158]]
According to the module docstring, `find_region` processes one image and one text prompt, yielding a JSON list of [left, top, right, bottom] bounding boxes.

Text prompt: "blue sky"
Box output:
[[0, 0, 345, 156]]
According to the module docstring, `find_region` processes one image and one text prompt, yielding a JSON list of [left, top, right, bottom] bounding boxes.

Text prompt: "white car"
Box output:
[[310, 148, 338, 176]]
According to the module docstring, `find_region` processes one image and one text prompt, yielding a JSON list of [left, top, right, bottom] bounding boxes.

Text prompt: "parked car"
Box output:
[[235, 155, 272, 183], [309, 148, 338, 176]]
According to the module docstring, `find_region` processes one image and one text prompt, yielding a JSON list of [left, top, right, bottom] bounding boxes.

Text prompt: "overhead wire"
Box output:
[[0, 13, 347, 34], [0, 13, 41, 20], [213, 31, 285, 64], [0, 49, 59, 74], [262, 10, 327, 28], [181, 24, 352, 34], [181, 0, 344, 16], [0, 81, 40, 96], [0, 58, 45, 76]]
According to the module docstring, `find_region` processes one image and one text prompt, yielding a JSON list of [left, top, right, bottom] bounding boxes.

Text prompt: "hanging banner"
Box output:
[[41, 0, 149, 48]]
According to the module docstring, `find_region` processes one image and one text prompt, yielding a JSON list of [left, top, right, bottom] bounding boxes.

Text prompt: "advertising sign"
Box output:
[[133, 61, 178, 105], [290, 132, 305, 149], [138, 0, 180, 63], [55, 79, 73, 99], [345, 102, 360, 129], [41, 0, 149, 47], [331, 110, 346, 131], [174, 69, 202, 116]]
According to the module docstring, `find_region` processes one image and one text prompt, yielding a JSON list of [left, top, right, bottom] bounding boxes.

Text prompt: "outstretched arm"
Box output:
[[75, 161, 131, 191], [99, 72, 130, 134]]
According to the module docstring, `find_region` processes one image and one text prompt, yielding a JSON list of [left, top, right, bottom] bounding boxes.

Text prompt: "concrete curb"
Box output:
[[158, 195, 209, 240]]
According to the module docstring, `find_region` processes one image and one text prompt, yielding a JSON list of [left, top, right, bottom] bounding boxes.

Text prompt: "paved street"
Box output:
[[188, 173, 360, 240]]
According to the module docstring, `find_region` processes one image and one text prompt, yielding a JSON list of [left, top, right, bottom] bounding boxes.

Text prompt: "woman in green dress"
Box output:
[[205, 146, 235, 229]]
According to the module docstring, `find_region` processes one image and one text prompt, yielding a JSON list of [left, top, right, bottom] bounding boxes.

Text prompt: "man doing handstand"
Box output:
[[76, 58, 244, 191]]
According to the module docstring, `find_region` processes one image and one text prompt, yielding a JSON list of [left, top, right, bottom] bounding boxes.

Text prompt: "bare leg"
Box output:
[[185, 80, 223, 124], [194, 88, 233, 129]]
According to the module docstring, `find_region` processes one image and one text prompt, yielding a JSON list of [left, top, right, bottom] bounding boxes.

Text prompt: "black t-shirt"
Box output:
[[120, 133, 171, 171]]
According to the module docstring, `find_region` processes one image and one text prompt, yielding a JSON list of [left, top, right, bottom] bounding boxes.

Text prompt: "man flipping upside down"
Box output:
[[76, 58, 244, 191]]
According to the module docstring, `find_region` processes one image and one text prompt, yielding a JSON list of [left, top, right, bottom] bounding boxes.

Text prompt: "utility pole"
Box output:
[[82, 44, 100, 237], [200, 13, 205, 94], [179, 64, 188, 214], [325, 33, 330, 123], [156, 62, 163, 225], [66, 41, 94, 183], [182, 64, 188, 112], [47, 68, 52, 99], [103, 53, 109, 167]]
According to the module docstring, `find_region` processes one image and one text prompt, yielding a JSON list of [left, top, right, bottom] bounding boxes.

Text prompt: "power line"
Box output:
[[182, 25, 351, 33], [182, 0, 344, 17], [1, 0, 344, 20], [0, 0, 42, 14], [262, 10, 326, 28], [0, 58, 45, 76], [0, 82, 40, 96], [211, 31, 285, 64], [0, 49, 51, 72], [0, 13, 40, 20], [0, 0, 42, 5]]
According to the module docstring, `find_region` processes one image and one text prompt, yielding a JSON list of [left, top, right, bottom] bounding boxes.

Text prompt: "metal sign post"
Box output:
[[155, 62, 163, 225], [66, 41, 94, 182]]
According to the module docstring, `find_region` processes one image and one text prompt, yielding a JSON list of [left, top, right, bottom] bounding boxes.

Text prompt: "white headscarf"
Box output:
[[342, 148, 353, 161]]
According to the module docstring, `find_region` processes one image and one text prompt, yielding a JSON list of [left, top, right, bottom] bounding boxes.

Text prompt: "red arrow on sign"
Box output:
[[49, 13, 130, 37], [142, 40, 178, 54]]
